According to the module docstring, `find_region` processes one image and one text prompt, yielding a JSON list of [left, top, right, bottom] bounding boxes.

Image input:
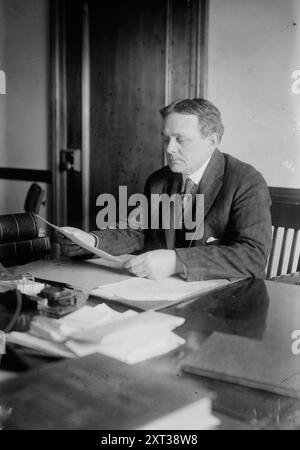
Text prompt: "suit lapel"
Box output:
[[199, 148, 225, 218], [189, 149, 225, 246]]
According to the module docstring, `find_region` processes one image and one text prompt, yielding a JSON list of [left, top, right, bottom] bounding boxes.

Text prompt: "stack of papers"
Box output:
[[16, 257, 233, 304], [92, 276, 231, 310], [7, 305, 185, 364]]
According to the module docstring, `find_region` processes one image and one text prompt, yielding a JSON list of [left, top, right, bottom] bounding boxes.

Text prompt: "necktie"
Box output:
[[175, 178, 197, 247], [182, 177, 197, 196], [181, 178, 197, 209]]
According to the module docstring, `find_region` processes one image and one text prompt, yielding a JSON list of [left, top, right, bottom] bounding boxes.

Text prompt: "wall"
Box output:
[[0, 0, 49, 214], [207, 0, 300, 188], [0, 1, 6, 176]]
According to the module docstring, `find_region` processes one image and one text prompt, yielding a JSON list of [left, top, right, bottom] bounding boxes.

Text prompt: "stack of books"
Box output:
[[0, 213, 50, 261]]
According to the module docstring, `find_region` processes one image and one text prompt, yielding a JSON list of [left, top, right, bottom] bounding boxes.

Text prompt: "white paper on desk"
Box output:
[[7, 332, 75, 358], [69, 310, 185, 343], [138, 398, 220, 430], [93, 277, 230, 302], [35, 214, 122, 264], [66, 330, 185, 364], [7, 304, 138, 358], [30, 304, 138, 343], [15, 258, 132, 291]]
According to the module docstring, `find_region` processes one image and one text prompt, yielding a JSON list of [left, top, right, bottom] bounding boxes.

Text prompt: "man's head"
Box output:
[[160, 98, 224, 175]]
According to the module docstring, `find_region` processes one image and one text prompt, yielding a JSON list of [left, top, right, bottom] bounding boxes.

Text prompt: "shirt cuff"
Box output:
[[89, 232, 99, 248]]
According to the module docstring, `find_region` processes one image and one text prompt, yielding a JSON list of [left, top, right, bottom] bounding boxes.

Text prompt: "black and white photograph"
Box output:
[[0, 0, 300, 434]]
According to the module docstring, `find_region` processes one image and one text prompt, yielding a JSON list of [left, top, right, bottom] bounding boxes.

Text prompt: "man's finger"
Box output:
[[66, 248, 84, 256], [134, 272, 148, 278], [125, 259, 145, 272], [57, 233, 72, 243], [61, 244, 80, 252], [60, 244, 82, 255], [123, 254, 146, 269], [61, 241, 77, 248], [127, 266, 148, 277], [56, 230, 67, 237], [125, 260, 146, 274]]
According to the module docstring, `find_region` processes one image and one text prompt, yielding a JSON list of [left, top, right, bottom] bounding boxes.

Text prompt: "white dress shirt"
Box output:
[[181, 156, 211, 193]]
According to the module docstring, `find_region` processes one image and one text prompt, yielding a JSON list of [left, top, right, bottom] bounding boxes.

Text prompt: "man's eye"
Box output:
[[176, 137, 185, 144], [163, 137, 170, 144]]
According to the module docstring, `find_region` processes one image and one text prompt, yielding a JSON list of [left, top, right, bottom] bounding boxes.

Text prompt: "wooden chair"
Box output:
[[24, 183, 45, 214], [267, 187, 300, 278]]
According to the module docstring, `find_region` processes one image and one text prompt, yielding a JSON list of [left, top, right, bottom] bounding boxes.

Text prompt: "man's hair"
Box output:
[[159, 98, 224, 143]]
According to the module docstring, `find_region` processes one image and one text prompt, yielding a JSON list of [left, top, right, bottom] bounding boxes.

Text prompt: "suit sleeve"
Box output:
[[175, 170, 272, 281], [90, 180, 153, 256], [90, 227, 144, 256]]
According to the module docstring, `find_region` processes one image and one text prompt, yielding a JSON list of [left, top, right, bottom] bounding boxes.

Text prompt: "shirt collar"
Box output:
[[182, 156, 212, 187]]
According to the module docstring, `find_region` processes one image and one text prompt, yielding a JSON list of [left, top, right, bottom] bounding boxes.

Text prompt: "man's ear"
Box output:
[[208, 133, 219, 148]]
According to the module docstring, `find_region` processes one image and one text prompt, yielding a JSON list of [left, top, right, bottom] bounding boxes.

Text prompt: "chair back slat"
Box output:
[[267, 188, 300, 278], [277, 228, 288, 276], [287, 229, 299, 274], [267, 226, 278, 278]]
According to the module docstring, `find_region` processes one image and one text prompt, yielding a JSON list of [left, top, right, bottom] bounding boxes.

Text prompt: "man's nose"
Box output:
[[165, 139, 177, 154]]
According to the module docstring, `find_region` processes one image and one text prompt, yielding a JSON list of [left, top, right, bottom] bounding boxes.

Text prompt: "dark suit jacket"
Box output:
[[93, 149, 272, 281]]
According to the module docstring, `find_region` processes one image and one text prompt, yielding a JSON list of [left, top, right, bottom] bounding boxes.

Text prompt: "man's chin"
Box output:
[[168, 162, 184, 173]]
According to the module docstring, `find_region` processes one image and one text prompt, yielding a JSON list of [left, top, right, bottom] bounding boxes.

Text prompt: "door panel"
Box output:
[[89, 0, 167, 228], [65, 0, 83, 228]]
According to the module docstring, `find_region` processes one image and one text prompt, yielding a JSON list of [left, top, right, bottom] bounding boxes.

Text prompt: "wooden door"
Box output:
[[51, 0, 208, 230]]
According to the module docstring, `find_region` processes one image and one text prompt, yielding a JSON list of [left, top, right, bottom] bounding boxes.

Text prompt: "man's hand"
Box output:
[[123, 249, 184, 280], [58, 227, 96, 257]]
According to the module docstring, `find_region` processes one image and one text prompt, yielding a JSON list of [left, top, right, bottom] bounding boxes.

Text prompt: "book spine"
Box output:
[[0, 237, 51, 259], [0, 213, 39, 243]]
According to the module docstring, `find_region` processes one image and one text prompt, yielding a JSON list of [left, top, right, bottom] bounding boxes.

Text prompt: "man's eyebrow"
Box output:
[[161, 132, 186, 137]]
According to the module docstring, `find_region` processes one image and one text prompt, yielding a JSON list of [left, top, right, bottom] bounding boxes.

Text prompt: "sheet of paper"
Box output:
[[69, 310, 185, 343], [138, 398, 220, 430], [92, 277, 230, 303], [35, 214, 122, 264], [7, 303, 138, 359], [16, 257, 133, 291], [29, 304, 138, 343], [66, 330, 185, 364], [8, 308, 185, 364], [7, 332, 75, 358]]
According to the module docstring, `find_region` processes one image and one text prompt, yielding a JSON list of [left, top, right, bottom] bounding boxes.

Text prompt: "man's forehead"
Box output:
[[162, 112, 199, 133]]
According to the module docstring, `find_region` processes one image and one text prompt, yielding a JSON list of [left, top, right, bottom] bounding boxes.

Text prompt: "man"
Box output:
[[60, 98, 272, 281]]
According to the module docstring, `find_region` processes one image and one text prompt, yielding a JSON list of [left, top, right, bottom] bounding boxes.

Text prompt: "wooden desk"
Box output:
[[1, 278, 300, 429]]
